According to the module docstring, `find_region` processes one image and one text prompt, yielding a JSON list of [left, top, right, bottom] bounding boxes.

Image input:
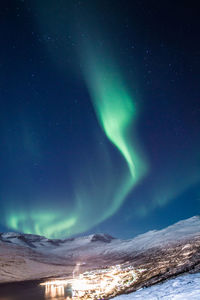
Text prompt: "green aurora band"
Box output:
[[2, 4, 148, 237], [3, 3, 199, 238], [85, 57, 138, 178], [4, 50, 147, 238], [7, 211, 77, 238], [79, 46, 148, 220]]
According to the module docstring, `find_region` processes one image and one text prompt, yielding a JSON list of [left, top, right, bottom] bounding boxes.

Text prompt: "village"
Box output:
[[41, 264, 144, 299]]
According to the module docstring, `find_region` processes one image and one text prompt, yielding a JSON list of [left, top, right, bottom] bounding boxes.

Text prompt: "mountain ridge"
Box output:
[[0, 215, 200, 291], [1, 215, 199, 252]]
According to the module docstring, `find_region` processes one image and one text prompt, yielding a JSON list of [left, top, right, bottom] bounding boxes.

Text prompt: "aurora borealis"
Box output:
[[82, 47, 144, 179], [0, 1, 200, 239]]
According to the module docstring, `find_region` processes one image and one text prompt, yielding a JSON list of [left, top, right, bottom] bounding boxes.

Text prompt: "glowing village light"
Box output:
[[40, 264, 142, 299]]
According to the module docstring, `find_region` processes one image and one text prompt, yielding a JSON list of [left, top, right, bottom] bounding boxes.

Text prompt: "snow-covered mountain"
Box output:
[[1, 216, 200, 256], [0, 215, 200, 296], [0, 232, 114, 251]]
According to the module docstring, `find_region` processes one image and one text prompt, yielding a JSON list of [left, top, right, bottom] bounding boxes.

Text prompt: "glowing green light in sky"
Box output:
[[1, 5, 148, 238], [86, 60, 137, 178], [81, 42, 147, 180], [3, 47, 147, 239], [79, 44, 148, 221], [2, 3, 199, 239], [7, 210, 77, 238]]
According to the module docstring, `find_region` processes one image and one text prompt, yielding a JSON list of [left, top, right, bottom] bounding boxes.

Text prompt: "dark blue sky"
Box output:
[[0, 0, 199, 239]]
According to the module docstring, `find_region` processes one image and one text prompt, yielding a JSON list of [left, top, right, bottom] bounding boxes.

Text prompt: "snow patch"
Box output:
[[114, 272, 200, 299]]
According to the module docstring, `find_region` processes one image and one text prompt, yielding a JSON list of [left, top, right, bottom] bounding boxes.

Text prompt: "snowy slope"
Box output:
[[0, 242, 75, 283], [0, 216, 200, 285], [49, 215, 200, 260], [114, 272, 200, 300]]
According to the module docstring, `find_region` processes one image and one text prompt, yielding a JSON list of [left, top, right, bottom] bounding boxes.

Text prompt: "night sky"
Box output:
[[0, 0, 199, 239]]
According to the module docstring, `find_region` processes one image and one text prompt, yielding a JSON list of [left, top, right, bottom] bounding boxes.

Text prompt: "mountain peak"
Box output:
[[90, 233, 115, 243]]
